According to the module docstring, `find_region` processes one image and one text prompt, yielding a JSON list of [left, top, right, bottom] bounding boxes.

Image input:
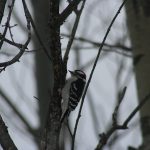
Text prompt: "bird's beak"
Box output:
[[68, 70, 75, 75]]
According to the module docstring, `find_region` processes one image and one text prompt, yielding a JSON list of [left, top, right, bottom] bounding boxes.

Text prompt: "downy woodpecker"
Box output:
[[60, 70, 86, 123]]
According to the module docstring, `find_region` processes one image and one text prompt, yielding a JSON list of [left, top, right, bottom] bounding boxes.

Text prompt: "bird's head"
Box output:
[[69, 70, 86, 82]]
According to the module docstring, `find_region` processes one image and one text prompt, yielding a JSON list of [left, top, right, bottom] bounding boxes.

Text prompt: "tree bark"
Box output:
[[41, 0, 63, 149], [125, 0, 150, 143]]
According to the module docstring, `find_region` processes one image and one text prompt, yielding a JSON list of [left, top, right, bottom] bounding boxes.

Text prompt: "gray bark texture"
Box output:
[[125, 0, 150, 145], [40, 0, 63, 149]]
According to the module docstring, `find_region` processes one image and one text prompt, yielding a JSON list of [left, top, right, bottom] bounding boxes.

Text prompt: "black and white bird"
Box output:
[[60, 70, 86, 123]]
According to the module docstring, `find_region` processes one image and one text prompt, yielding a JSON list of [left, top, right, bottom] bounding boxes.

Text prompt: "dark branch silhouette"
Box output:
[[0, 0, 7, 24], [0, 115, 18, 150], [59, 0, 82, 25], [72, 0, 129, 149], [0, 0, 31, 72], [95, 92, 150, 150], [63, 0, 86, 81]]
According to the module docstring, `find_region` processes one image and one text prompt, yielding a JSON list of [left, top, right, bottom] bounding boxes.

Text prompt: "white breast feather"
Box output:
[[61, 76, 77, 114]]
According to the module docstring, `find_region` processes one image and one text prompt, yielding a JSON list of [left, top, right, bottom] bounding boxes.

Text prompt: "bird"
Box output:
[[60, 70, 86, 123]]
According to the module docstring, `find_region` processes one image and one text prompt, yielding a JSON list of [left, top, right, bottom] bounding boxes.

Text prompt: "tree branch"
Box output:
[[95, 93, 150, 150], [71, 0, 128, 149], [62, 33, 132, 52], [0, 115, 18, 150], [41, 0, 63, 149], [0, 33, 23, 48], [113, 87, 127, 126], [22, 0, 52, 61], [0, 0, 15, 50], [0, 0, 31, 72], [59, 0, 82, 25], [0, 0, 7, 24], [123, 93, 150, 128], [63, 0, 86, 80], [0, 88, 37, 137]]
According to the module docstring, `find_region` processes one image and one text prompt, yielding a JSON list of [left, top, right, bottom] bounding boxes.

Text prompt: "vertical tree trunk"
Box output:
[[125, 0, 150, 143], [31, 0, 52, 131], [41, 0, 63, 149]]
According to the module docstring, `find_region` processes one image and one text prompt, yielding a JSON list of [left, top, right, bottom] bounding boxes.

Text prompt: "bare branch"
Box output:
[[22, 0, 52, 61], [95, 93, 150, 150], [0, 0, 31, 72], [113, 87, 127, 126], [0, 0, 15, 50], [7, 24, 17, 42], [0, 33, 23, 48], [0, 115, 18, 150], [71, 0, 128, 150], [123, 93, 150, 127], [59, 0, 82, 25], [63, 0, 86, 80], [0, 88, 37, 137], [62, 33, 132, 52], [0, 0, 7, 24]]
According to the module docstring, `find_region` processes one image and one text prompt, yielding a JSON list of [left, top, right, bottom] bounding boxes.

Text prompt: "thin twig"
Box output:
[[63, 0, 86, 80], [8, 24, 15, 42], [0, 0, 15, 49], [66, 121, 73, 139], [21, 0, 52, 62], [62, 33, 132, 52], [123, 93, 150, 127], [95, 93, 150, 150], [0, 88, 37, 136], [112, 87, 127, 126], [71, 0, 128, 150], [0, 0, 31, 72], [78, 48, 132, 72], [0, 33, 24, 48]]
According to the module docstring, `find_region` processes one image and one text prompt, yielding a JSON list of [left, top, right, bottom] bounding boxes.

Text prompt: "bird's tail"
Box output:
[[60, 109, 70, 123]]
